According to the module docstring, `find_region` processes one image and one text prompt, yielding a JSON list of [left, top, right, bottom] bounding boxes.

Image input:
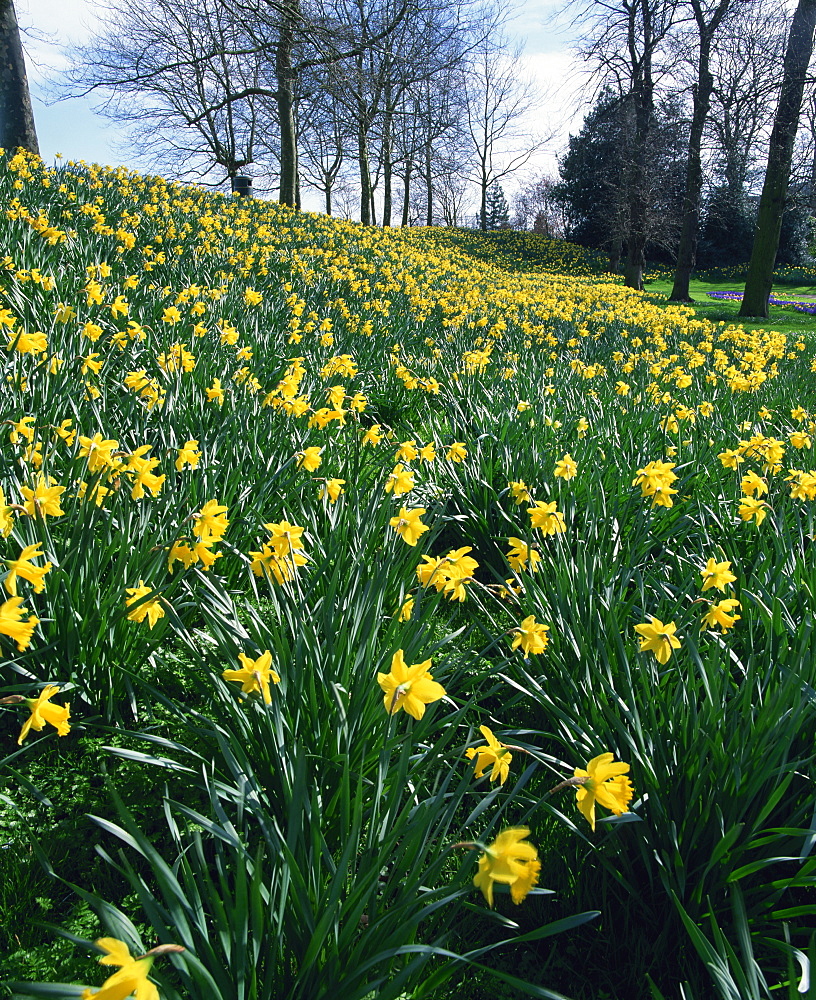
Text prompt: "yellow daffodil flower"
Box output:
[[466, 725, 513, 785], [574, 753, 634, 831], [700, 557, 736, 592], [472, 827, 540, 907], [223, 650, 280, 704], [17, 684, 70, 744], [377, 649, 445, 720], [633, 616, 681, 664]]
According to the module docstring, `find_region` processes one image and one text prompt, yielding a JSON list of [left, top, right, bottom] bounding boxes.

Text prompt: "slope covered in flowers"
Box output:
[[2, 149, 816, 999]]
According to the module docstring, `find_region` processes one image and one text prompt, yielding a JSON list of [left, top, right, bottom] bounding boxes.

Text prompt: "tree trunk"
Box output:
[[608, 234, 623, 274], [382, 109, 392, 227], [325, 185, 332, 216], [0, 0, 39, 155], [670, 36, 716, 301], [358, 125, 372, 225], [625, 87, 652, 291], [480, 175, 488, 232], [809, 139, 816, 214], [740, 0, 816, 318], [425, 138, 432, 226], [402, 160, 412, 226], [276, 8, 298, 208]]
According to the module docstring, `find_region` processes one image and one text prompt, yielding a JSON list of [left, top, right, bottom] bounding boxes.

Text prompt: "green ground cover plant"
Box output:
[[1, 149, 815, 999]]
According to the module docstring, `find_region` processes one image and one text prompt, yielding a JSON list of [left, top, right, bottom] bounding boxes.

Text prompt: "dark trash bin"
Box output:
[[232, 175, 252, 197]]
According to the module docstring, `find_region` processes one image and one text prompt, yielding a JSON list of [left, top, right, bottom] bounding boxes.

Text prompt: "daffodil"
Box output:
[[362, 424, 383, 446], [389, 507, 430, 546], [17, 684, 70, 744], [511, 615, 550, 656], [740, 470, 767, 497], [738, 497, 768, 525], [4, 543, 52, 595], [167, 542, 197, 573], [125, 582, 165, 629], [297, 446, 322, 472], [438, 547, 479, 602], [0, 486, 14, 537], [718, 448, 744, 469], [528, 500, 566, 535], [632, 460, 678, 501], [377, 649, 445, 720], [466, 725, 513, 784], [574, 752, 633, 831], [20, 476, 65, 518], [554, 453, 578, 480], [249, 545, 307, 584], [633, 616, 681, 664], [700, 557, 736, 592], [509, 480, 532, 505], [506, 537, 540, 573], [395, 439, 418, 462], [175, 439, 201, 471], [384, 463, 415, 496], [701, 598, 741, 633], [0, 596, 39, 650], [205, 378, 225, 404], [81, 937, 183, 1000], [319, 478, 346, 503], [223, 650, 280, 704], [193, 499, 229, 542], [472, 827, 540, 907], [396, 595, 414, 621]]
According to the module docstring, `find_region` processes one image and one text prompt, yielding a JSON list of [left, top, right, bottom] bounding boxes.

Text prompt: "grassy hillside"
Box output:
[[2, 149, 816, 1000]]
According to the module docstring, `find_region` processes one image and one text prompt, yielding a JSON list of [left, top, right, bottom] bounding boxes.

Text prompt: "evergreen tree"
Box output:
[[698, 184, 755, 267], [553, 92, 631, 269], [481, 181, 510, 230], [553, 91, 686, 271]]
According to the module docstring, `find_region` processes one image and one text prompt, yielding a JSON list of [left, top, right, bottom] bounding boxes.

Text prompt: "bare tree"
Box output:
[[513, 173, 565, 235], [799, 83, 816, 216], [324, 0, 491, 225], [0, 0, 39, 154], [463, 32, 545, 232], [67, 0, 270, 186], [298, 86, 350, 213], [739, 0, 816, 317], [227, 0, 413, 206], [705, 6, 784, 204], [67, 0, 411, 205]]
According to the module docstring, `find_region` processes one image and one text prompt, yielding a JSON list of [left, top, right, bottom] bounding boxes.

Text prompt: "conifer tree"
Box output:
[[481, 181, 510, 230]]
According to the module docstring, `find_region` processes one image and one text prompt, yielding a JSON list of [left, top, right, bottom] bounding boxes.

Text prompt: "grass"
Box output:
[[643, 276, 816, 338]]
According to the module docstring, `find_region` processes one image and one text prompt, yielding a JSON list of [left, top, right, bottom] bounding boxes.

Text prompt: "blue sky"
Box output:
[[17, 0, 584, 194]]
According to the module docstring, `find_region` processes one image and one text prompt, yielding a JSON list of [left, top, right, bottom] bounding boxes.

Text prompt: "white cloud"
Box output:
[[504, 49, 587, 183]]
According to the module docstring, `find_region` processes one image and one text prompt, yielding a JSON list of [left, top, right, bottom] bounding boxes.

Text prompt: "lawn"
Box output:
[[644, 275, 816, 339]]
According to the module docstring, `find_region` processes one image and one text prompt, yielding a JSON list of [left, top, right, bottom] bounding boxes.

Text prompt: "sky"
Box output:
[[15, 0, 587, 209]]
